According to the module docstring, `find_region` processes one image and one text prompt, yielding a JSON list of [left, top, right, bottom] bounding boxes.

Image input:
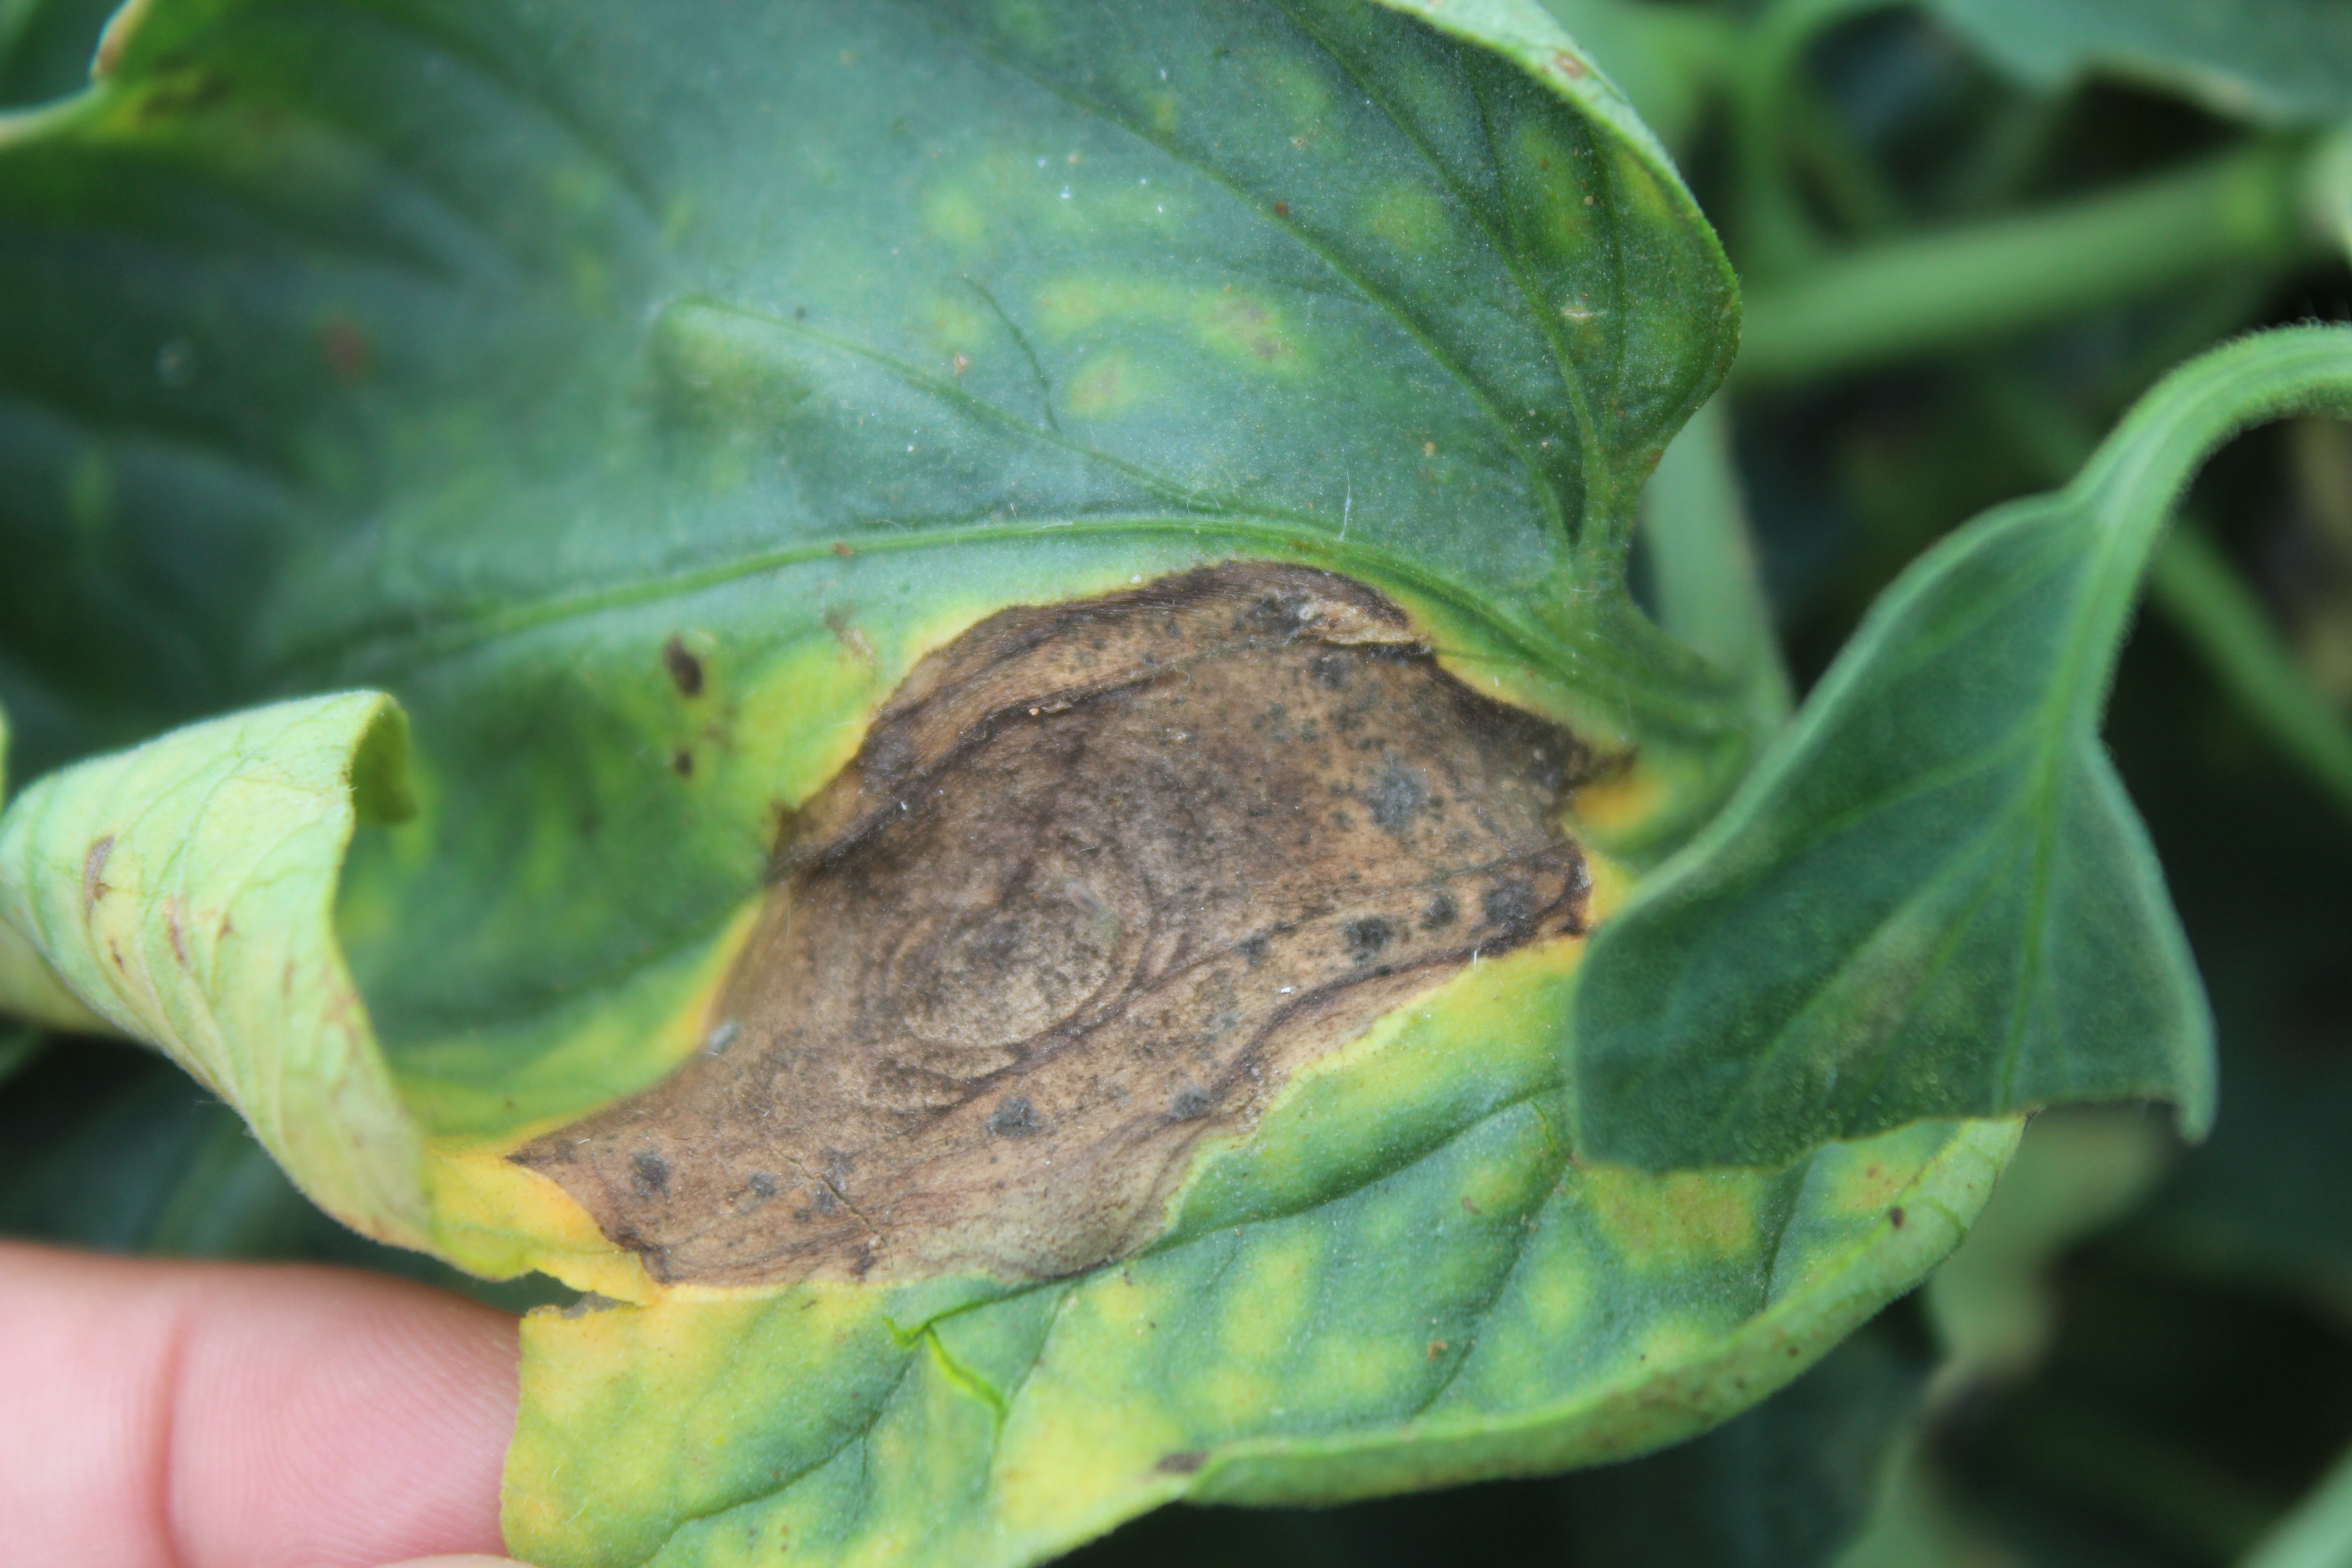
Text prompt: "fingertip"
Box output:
[[1, 1242, 520, 1568]]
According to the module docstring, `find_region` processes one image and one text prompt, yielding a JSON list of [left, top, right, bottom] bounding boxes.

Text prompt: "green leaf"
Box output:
[[1058, 1309, 1933, 1568], [0, 0, 1751, 1129], [1925, 0, 2352, 125], [509, 1109, 2017, 1568], [1573, 326, 2352, 1172], [0, 691, 430, 1245]]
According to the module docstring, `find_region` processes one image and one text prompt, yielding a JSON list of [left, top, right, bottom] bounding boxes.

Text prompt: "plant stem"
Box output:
[[1737, 140, 2321, 385], [2149, 523, 2352, 820], [1971, 367, 2352, 831]]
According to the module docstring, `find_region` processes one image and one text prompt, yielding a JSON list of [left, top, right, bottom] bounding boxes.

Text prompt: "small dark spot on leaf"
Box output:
[[1889, 1206, 1906, 1229], [747, 1172, 778, 1198], [1481, 880, 1538, 940], [559, 1291, 623, 1319], [865, 729, 916, 785], [662, 635, 705, 696], [1421, 892, 1457, 931], [1169, 1086, 1212, 1122], [1308, 652, 1349, 689], [1243, 591, 1314, 638], [988, 1097, 1045, 1138], [1344, 916, 1395, 965], [1157, 1450, 1208, 1475], [1239, 934, 1270, 966], [794, 305, 808, 321], [671, 749, 695, 778], [1272, 199, 1290, 218], [832, 541, 855, 558], [1365, 760, 1427, 835], [630, 1152, 671, 1198], [1427, 1339, 1447, 1360]]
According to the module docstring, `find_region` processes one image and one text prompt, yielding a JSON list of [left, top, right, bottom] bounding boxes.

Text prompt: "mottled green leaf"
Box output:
[[0, 691, 428, 1245], [1926, 0, 2352, 125], [0, 0, 1750, 1137], [1573, 327, 2352, 1171], [1059, 1310, 1932, 1568], [509, 1102, 2016, 1568]]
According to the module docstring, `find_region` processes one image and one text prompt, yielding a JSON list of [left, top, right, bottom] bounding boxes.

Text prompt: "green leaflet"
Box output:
[[1573, 327, 2352, 1172], [0, 691, 428, 1245], [1926, 0, 2352, 125]]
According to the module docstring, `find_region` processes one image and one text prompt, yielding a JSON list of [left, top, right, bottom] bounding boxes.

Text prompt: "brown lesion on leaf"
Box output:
[[82, 836, 115, 912], [514, 564, 1596, 1287]]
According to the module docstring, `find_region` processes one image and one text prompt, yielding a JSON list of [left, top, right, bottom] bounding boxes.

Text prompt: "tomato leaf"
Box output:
[[1573, 327, 2352, 1171], [0, 4, 2029, 1563]]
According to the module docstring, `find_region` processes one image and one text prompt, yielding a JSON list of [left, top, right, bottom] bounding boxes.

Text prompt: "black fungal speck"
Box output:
[[747, 1172, 778, 1198], [1481, 880, 1538, 940], [988, 1097, 1045, 1138], [1244, 592, 1313, 638], [1365, 760, 1427, 835], [1169, 1086, 1212, 1122], [1422, 892, 1458, 930], [866, 730, 916, 785], [1309, 652, 1349, 689], [1344, 917, 1395, 964], [630, 1151, 671, 1198]]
